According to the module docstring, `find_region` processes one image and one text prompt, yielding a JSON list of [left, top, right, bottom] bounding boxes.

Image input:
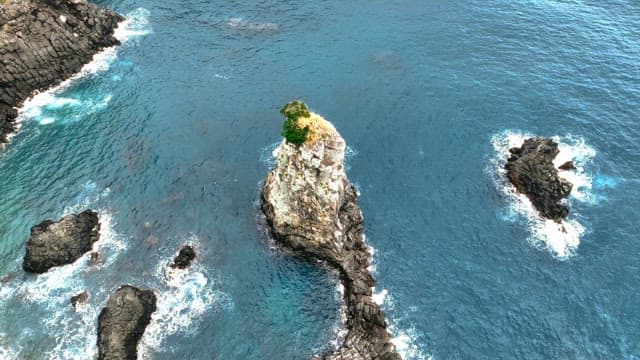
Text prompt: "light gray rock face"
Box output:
[[262, 114, 401, 360], [0, 0, 123, 142]]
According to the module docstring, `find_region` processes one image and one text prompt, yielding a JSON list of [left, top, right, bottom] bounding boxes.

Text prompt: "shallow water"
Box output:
[[1, 1, 639, 359]]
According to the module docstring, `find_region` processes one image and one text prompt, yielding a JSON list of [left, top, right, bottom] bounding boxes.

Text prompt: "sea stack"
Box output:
[[97, 285, 157, 360], [261, 101, 400, 359], [505, 137, 573, 221], [0, 0, 123, 142], [23, 209, 100, 273]]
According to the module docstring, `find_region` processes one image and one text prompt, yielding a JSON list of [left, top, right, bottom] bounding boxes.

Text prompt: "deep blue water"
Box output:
[[1, 0, 639, 359]]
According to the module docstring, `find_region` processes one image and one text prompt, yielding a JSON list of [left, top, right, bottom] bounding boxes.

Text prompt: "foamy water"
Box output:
[[0, 181, 127, 359], [490, 131, 598, 259], [138, 235, 233, 357], [372, 288, 431, 360], [16, 8, 151, 127]]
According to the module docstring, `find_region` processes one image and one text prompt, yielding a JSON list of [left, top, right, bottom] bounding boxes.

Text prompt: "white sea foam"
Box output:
[[16, 8, 151, 127], [138, 235, 233, 357], [389, 326, 431, 360], [0, 182, 127, 359], [373, 290, 431, 360], [490, 131, 597, 259]]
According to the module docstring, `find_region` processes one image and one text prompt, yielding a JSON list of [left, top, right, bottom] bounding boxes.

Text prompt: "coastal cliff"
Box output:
[[262, 102, 400, 359], [0, 0, 123, 142]]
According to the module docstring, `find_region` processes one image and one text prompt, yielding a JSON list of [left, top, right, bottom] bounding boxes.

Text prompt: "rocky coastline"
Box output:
[[505, 137, 573, 221], [261, 102, 400, 359], [0, 0, 123, 142]]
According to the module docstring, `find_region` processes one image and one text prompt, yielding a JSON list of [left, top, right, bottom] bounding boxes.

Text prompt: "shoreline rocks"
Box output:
[[505, 137, 573, 221], [261, 104, 400, 359], [97, 285, 156, 360], [23, 209, 100, 273], [0, 0, 123, 142]]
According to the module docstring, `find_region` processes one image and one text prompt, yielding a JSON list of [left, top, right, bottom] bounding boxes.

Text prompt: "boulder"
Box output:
[[23, 210, 100, 273], [505, 137, 573, 221], [97, 285, 157, 360], [71, 291, 89, 311], [170, 245, 196, 269], [558, 160, 576, 171]]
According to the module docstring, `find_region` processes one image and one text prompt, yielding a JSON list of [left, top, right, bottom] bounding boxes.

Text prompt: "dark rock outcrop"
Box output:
[[23, 209, 100, 273], [558, 161, 576, 171], [0, 0, 123, 142], [505, 137, 573, 221], [97, 285, 156, 360], [71, 290, 89, 310], [261, 109, 400, 360], [170, 245, 196, 269]]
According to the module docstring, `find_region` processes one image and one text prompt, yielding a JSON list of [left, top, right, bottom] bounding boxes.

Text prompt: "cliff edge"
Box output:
[[0, 0, 123, 142], [262, 101, 401, 359]]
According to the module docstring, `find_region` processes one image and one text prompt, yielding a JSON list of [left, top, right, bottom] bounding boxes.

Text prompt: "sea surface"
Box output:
[[1, 0, 639, 359]]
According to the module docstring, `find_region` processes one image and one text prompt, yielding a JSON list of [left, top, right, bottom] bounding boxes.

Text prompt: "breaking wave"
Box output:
[[489, 130, 599, 259]]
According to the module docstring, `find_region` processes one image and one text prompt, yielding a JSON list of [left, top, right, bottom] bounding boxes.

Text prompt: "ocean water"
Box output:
[[1, 0, 639, 359]]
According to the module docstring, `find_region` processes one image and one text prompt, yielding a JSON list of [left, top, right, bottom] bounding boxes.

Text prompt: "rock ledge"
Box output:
[[0, 0, 123, 142]]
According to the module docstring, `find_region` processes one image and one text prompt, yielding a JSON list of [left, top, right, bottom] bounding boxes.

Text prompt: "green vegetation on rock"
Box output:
[[280, 100, 310, 144]]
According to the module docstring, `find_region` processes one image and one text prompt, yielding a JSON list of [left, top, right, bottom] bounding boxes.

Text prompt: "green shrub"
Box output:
[[280, 100, 310, 144]]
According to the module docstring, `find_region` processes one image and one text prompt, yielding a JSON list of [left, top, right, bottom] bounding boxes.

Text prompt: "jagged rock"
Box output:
[[23, 210, 100, 273], [97, 285, 156, 360], [261, 106, 400, 359], [170, 245, 196, 269], [71, 291, 89, 310], [0, 0, 123, 143], [558, 160, 576, 171], [505, 137, 573, 221]]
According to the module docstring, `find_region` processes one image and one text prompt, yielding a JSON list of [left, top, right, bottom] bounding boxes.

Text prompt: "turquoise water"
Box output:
[[1, 1, 639, 359]]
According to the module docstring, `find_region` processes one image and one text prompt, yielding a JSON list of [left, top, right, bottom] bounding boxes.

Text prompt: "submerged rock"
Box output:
[[505, 137, 573, 221], [170, 245, 196, 269], [23, 210, 100, 273], [261, 103, 400, 359], [0, 0, 123, 142], [97, 285, 156, 360], [71, 291, 89, 311]]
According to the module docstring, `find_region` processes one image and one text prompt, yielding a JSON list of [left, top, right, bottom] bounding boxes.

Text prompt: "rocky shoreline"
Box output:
[[262, 102, 400, 359], [0, 0, 123, 142]]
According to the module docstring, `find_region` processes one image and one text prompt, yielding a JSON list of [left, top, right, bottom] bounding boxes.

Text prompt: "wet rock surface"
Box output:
[[97, 285, 156, 360], [505, 137, 573, 221], [71, 291, 89, 310], [262, 112, 400, 360], [170, 245, 196, 269], [23, 209, 100, 273], [0, 0, 123, 142]]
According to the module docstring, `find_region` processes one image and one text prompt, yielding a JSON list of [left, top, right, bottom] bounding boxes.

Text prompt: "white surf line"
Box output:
[[490, 131, 597, 259], [15, 8, 152, 127], [138, 234, 233, 358]]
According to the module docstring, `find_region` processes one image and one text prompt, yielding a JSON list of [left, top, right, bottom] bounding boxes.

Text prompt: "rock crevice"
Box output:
[[0, 0, 123, 142], [262, 111, 400, 359]]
